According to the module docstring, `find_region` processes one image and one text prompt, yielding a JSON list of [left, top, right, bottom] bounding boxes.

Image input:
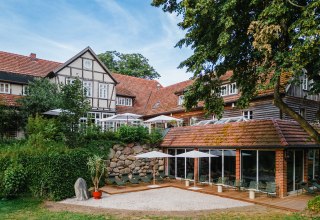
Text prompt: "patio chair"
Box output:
[[114, 176, 126, 187], [301, 182, 316, 195], [132, 172, 142, 181], [155, 174, 164, 182], [266, 182, 277, 198], [140, 174, 152, 183], [247, 181, 258, 190], [106, 174, 116, 185], [312, 179, 320, 191], [121, 174, 130, 184], [129, 175, 140, 185], [199, 175, 208, 182]]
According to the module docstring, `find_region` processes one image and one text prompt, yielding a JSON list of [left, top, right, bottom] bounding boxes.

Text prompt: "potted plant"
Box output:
[[87, 155, 106, 199]]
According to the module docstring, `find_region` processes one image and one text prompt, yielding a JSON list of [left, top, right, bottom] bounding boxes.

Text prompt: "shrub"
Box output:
[[0, 148, 92, 201], [148, 129, 163, 146], [116, 125, 149, 143], [3, 163, 26, 198], [308, 196, 320, 212], [26, 115, 64, 148]]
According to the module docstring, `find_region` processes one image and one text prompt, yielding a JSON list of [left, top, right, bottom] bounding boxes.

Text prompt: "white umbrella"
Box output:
[[176, 150, 218, 190], [135, 151, 173, 188], [99, 113, 142, 122], [43, 109, 73, 116], [144, 115, 183, 123]]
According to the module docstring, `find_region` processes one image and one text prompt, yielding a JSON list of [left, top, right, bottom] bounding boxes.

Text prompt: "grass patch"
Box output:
[[0, 197, 312, 220], [0, 197, 110, 220]]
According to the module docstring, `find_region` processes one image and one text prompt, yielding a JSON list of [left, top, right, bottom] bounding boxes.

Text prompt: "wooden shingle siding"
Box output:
[[223, 98, 280, 120], [283, 96, 319, 123], [286, 83, 320, 101]]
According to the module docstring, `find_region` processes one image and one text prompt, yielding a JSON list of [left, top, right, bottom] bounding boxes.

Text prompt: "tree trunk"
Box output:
[[273, 75, 320, 143]]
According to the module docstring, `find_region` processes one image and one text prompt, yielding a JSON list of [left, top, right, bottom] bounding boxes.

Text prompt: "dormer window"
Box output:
[[220, 85, 228, 96], [229, 83, 238, 95], [178, 95, 184, 106], [302, 74, 308, 90], [83, 59, 93, 70], [0, 82, 10, 94], [116, 97, 132, 106], [152, 101, 160, 109]]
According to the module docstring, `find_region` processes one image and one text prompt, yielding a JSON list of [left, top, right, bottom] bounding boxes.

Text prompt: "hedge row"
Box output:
[[0, 148, 92, 201]]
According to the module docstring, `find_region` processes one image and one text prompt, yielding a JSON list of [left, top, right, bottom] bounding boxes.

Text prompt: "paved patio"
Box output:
[[100, 180, 312, 212], [61, 187, 252, 211]]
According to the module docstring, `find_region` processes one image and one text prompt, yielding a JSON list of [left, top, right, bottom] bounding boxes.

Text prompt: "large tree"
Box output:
[[152, 0, 320, 142], [98, 51, 160, 79]]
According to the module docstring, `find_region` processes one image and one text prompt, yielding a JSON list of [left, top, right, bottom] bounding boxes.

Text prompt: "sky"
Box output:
[[0, 0, 194, 86]]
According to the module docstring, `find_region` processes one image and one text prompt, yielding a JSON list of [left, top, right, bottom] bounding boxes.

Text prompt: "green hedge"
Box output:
[[0, 148, 92, 201]]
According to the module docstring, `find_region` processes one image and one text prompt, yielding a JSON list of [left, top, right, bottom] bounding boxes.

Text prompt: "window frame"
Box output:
[[220, 85, 228, 96], [243, 110, 253, 119], [229, 83, 238, 95], [116, 96, 133, 106], [0, 82, 10, 94], [302, 74, 308, 91], [83, 81, 93, 97], [22, 85, 28, 96], [83, 59, 93, 70], [99, 83, 108, 99], [178, 95, 184, 106]]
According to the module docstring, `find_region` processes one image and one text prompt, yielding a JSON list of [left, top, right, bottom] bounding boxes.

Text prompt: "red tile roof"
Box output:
[[161, 119, 317, 148], [0, 94, 22, 106], [143, 80, 194, 116], [113, 73, 162, 115], [0, 51, 62, 77]]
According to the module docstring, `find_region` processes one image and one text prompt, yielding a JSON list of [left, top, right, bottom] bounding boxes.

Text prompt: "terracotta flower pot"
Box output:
[[92, 190, 102, 199]]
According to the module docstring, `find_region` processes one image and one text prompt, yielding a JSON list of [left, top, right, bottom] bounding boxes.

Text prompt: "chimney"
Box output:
[[30, 53, 36, 60]]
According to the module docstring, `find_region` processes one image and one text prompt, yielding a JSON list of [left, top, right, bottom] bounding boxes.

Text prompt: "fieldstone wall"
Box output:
[[106, 143, 164, 177]]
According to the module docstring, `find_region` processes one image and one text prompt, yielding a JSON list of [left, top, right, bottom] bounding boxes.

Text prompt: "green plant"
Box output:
[[87, 155, 106, 192], [3, 163, 26, 198], [308, 196, 320, 212], [116, 125, 149, 144], [148, 129, 163, 146]]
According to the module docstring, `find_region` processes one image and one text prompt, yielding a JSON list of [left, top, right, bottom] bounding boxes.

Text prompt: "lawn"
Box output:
[[0, 197, 314, 220]]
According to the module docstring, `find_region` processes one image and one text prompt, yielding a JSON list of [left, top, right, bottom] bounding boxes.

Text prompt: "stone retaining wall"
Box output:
[[106, 143, 164, 177]]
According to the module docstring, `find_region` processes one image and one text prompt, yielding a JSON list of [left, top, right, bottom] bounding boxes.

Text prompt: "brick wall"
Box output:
[[275, 150, 287, 198], [236, 149, 241, 180]]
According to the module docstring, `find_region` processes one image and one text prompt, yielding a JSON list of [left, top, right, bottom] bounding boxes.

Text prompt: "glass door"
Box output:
[[287, 150, 304, 193]]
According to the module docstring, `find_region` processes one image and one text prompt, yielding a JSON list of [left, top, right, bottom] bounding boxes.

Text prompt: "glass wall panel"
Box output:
[[308, 150, 314, 181], [168, 149, 176, 177], [295, 150, 303, 190], [186, 149, 194, 179], [210, 150, 222, 182], [287, 150, 294, 192], [241, 150, 257, 186], [176, 149, 185, 178], [199, 150, 209, 182], [259, 151, 275, 185], [224, 150, 236, 182], [316, 150, 320, 180]]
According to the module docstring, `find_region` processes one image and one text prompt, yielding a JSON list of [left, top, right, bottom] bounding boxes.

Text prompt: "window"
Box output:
[[116, 97, 132, 106], [83, 59, 93, 70], [66, 78, 77, 85], [178, 95, 184, 106], [99, 83, 108, 99], [87, 112, 100, 125], [22, 85, 28, 96], [220, 85, 228, 96], [243, 110, 253, 119], [229, 83, 238, 95], [302, 74, 308, 90], [83, 81, 92, 97], [299, 108, 306, 118], [0, 82, 10, 94]]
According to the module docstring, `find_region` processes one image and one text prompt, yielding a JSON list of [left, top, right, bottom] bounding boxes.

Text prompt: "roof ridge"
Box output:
[[0, 51, 62, 64], [112, 72, 162, 86], [272, 119, 289, 146]]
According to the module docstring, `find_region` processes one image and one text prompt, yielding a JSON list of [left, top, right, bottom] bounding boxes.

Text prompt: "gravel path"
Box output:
[[60, 187, 253, 211]]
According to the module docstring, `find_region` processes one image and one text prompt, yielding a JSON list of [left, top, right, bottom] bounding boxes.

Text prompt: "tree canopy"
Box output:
[[152, 0, 320, 142], [98, 51, 160, 79]]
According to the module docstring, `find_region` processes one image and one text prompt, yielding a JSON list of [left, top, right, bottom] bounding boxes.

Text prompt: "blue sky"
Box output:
[[0, 0, 193, 86]]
